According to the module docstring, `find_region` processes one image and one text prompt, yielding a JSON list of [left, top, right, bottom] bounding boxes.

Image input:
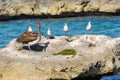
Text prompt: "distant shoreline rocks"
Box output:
[[0, 0, 120, 21]]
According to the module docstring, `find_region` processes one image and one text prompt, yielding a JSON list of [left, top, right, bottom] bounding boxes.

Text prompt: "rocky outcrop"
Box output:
[[0, 35, 120, 80], [0, 0, 120, 20]]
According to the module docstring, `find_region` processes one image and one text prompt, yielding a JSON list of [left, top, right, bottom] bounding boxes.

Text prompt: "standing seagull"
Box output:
[[47, 27, 52, 39], [85, 21, 92, 33], [16, 23, 41, 51], [26, 26, 33, 32], [63, 23, 69, 37]]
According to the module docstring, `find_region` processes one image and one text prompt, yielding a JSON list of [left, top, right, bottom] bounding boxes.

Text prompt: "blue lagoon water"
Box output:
[[0, 16, 120, 79]]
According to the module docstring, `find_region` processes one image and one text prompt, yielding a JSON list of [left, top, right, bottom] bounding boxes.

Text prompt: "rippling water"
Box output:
[[0, 16, 120, 79]]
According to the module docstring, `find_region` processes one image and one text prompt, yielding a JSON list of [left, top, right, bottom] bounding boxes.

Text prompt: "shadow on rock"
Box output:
[[72, 72, 115, 80], [23, 42, 49, 51]]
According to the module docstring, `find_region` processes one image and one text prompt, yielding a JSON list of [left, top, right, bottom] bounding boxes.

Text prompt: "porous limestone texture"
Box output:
[[0, 35, 120, 80], [0, 0, 120, 17]]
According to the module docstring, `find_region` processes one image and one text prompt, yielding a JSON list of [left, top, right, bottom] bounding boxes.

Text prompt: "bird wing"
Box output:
[[64, 23, 69, 32], [47, 29, 51, 36], [17, 32, 37, 44], [86, 22, 91, 30], [26, 32, 38, 37]]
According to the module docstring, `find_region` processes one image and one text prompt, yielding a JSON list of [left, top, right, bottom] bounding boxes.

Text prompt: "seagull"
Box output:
[[26, 25, 38, 36], [26, 26, 33, 32], [85, 21, 92, 33], [63, 23, 69, 37], [47, 27, 52, 39], [16, 23, 41, 51]]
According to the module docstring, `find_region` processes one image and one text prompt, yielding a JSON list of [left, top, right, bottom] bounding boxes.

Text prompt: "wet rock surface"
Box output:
[[0, 35, 120, 80]]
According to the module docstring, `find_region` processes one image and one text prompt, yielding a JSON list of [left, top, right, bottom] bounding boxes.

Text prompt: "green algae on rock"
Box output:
[[53, 49, 76, 57]]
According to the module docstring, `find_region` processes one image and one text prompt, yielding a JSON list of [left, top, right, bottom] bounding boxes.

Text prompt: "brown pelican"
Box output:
[[16, 23, 41, 51], [47, 27, 52, 38], [63, 23, 69, 37], [85, 21, 92, 32]]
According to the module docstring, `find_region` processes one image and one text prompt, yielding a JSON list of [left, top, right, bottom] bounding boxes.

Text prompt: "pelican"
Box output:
[[16, 23, 41, 51], [85, 21, 92, 33], [26, 26, 33, 32], [63, 23, 69, 36], [47, 27, 52, 39]]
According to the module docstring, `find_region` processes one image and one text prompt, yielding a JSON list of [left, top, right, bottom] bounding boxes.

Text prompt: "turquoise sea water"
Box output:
[[0, 16, 120, 79]]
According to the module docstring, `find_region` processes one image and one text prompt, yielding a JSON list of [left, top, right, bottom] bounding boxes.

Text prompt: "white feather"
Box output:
[[63, 23, 69, 32], [27, 26, 32, 32], [86, 21, 92, 31], [47, 28, 52, 36]]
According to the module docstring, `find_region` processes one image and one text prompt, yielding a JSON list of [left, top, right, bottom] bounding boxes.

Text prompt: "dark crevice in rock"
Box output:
[[50, 78, 66, 80], [48, 12, 120, 17], [72, 72, 115, 80], [60, 68, 68, 72], [81, 0, 90, 7], [0, 12, 120, 21]]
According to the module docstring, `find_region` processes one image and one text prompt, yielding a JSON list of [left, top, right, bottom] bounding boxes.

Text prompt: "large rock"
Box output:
[[0, 0, 120, 18], [0, 35, 120, 80]]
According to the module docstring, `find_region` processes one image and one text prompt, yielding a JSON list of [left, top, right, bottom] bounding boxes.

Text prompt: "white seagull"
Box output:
[[47, 27, 52, 38], [63, 23, 69, 36], [85, 21, 92, 31], [26, 25, 33, 32]]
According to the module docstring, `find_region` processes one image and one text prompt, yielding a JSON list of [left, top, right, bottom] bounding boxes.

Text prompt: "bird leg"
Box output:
[[87, 31, 92, 35], [86, 30, 88, 34], [65, 32, 67, 36], [65, 32, 67, 37], [49, 35, 51, 39], [66, 32, 69, 38], [28, 46, 32, 51]]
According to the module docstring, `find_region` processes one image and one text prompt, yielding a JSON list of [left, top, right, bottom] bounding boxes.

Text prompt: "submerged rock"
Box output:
[[0, 35, 120, 80]]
